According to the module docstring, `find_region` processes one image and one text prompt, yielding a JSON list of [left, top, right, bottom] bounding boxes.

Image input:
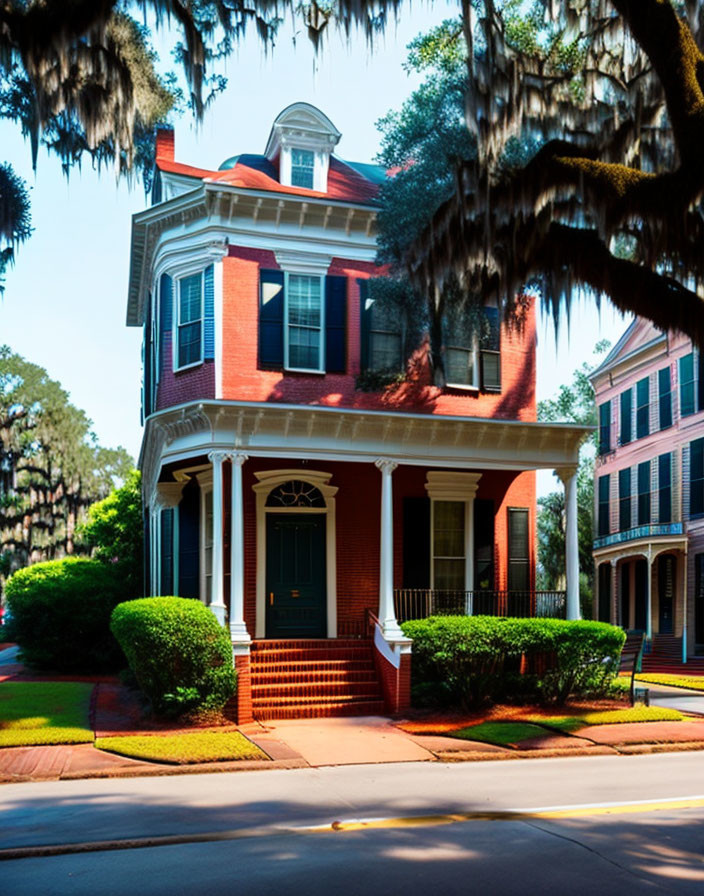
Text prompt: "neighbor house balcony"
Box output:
[[593, 523, 683, 551], [394, 589, 567, 623]]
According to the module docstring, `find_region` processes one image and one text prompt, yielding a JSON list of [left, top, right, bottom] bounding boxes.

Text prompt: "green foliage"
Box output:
[[5, 557, 125, 672], [401, 616, 625, 708], [95, 730, 266, 765], [355, 368, 406, 392], [110, 597, 236, 717], [80, 470, 143, 598], [0, 162, 32, 292], [0, 681, 93, 747], [0, 346, 133, 593], [537, 340, 611, 610]]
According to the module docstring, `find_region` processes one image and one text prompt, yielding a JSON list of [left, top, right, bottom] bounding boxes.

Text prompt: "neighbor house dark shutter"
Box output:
[[204, 264, 215, 360], [159, 273, 173, 376], [359, 279, 372, 371], [402, 497, 430, 588], [480, 306, 501, 392], [325, 275, 347, 373], [507, 507, 530, 592], [259, 269, 284, 368], [160, 508, 174, 596]]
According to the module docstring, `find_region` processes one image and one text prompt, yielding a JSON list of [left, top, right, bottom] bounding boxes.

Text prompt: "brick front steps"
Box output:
[[250, 639, 385, 720], [640, 634, 704, 674]]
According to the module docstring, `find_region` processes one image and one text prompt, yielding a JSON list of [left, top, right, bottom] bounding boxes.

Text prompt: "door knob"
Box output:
[[291, 589, 300, 598], [269, 592, 274, 606]]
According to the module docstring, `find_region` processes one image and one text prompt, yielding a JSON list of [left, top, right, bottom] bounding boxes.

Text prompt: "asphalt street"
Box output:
[[2, 752, 704, 894]]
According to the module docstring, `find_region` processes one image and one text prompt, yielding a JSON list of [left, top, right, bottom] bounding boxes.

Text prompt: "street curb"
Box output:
[[431, 740, 704, 762]]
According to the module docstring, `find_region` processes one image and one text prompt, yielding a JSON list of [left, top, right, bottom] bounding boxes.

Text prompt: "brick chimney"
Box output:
[[155, 127, 175, 162]]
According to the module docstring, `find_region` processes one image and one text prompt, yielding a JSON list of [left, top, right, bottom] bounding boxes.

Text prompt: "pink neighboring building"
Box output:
[[590, 319, 704, 661]]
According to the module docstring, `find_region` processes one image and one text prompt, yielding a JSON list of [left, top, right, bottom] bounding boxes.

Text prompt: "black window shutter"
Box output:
[[474, 499, 495, 590], [325, 275, 347, 373], [359, 279, 371, 371], [178, 479, 200, 600], [259, 269, 284, 369], [480, 306, 501, 392], [402, 497, 430, 588]]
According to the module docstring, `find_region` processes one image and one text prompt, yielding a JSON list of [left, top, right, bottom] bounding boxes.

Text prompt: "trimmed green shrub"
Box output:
[[111, 597, 236, 717], [401, 616, 625, 708], [5, 557, 125, 672]]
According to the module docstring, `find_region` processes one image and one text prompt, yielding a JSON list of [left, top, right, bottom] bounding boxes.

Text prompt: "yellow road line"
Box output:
[[3, 797, 704, 861]]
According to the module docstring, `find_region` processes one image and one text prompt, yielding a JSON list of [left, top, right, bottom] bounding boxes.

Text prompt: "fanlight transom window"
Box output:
[[266, 480, 326, 508]]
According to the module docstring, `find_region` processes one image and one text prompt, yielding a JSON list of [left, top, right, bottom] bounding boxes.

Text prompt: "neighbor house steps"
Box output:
[[250, 639, 385, 720], [639, 634, 704, 673]]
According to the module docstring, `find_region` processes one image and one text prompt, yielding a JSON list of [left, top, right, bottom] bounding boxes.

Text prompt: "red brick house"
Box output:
[[127, 103, 587, 722]]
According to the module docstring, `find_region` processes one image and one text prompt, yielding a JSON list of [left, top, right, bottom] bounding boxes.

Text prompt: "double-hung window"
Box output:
[[291, 149, 315, 189], [446, 343, 479, 389], [177, 273, 203, 369], [432, 501, 467, 591], [286, 274, 324, 372]]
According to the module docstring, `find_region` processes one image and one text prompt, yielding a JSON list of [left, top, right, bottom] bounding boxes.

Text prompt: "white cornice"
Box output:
[[127, 182, 378, 327], [139, 400, 591, 502]]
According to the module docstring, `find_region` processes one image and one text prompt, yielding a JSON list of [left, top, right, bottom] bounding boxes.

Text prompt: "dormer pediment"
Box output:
[[264, 102, 341, 192]]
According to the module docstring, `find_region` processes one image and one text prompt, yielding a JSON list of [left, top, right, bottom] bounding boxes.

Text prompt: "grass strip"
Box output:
[[635, 674, 704, 691], [530, 706, 684, 733], [449, 721, 550, 747], [95, 730, 268, 765], [0, 681, 93, 747]]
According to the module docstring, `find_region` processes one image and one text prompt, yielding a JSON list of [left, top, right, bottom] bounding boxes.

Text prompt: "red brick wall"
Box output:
[[235, 458, 535, 635], [156, 335, 215, 410], [373, 644, 412, 714], [221, 245, 536, 421]]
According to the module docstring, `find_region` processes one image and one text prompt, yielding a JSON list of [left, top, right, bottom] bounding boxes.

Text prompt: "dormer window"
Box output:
[[291, 149, 315, 189], [265, 103, 341, 194]]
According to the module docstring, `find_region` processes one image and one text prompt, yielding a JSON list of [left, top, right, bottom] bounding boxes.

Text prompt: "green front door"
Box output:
[[266, 514, 326, 638]]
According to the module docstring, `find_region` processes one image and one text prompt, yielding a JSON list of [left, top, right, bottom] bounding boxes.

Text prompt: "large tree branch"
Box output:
[[531, 223, 704, 346]]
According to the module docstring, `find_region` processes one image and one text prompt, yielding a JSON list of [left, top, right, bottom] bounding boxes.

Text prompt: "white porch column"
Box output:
[[557, 466, 580, 620], [149, 506, 159, 595], [610, 558, 618, 625], [646, 546, 653, 641], [229, 452, 251, 646], [207, 451, 227, 625], [375, 458, 403, 639]]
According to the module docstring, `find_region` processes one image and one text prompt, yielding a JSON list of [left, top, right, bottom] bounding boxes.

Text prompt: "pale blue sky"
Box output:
[[0, 2, 626, 490]]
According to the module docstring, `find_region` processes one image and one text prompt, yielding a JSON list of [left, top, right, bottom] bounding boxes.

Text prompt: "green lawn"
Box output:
[[95, 730, 268, 764], [635, 674, 704, 691], [450, 722, 550, 747], [450, 706, 685, 748], [0, 681, 94, 747]]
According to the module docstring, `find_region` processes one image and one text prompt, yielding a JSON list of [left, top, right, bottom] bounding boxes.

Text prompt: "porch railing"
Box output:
[[394, 589, 567, 623]]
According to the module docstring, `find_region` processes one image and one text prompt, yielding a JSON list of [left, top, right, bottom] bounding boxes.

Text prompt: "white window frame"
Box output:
[[430, 499, 472, 592], [425, 472, 482, 601], [174, 270, 205, 372], [445, 339, 480, 391], [284, 271, 325, 374], [290, 148, 315, 189]]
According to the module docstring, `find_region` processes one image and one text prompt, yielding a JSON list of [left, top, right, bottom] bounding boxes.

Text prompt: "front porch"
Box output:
[[142, 400, 588, 721], [594, 526, 691, 661]]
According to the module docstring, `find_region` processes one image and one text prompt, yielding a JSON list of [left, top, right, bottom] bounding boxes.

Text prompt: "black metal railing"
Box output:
[[393, 589, 567, 623]]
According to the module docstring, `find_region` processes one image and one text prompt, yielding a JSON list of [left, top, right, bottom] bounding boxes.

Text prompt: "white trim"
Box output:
[[173, 270, 205, 372], [196, 468, 213, 607], [253, 470, 338, 639], [283, 271, 325, 373], [426, 472, 481, 598], [214, 260, 223, 399]]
